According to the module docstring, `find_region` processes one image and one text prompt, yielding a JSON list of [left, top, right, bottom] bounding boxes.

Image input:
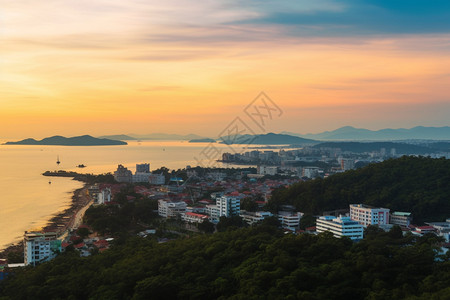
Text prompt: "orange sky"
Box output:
[[1, 1, 449, 139]]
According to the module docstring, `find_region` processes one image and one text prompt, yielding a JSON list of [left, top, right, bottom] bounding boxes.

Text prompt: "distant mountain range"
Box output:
[[98, 134, 138, 141], [98, 133, 205, 141], [283, 126, 450, 140], [4, 135, 127, 146], [312, 141, 441, 154], [220, 133, 317, 145], [189, 138, 216, 143]]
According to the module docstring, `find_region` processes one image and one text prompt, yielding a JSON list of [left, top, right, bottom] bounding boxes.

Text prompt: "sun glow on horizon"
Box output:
[[1, 1, 449, 139]]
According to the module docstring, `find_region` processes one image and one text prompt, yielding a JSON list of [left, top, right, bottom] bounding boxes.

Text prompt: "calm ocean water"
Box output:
[[0, 140, 247, 249]]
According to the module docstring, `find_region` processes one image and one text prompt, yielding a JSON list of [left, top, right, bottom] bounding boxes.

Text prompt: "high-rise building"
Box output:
[[136, 163, 150, 173], [316, 216, 364, 240], [24, 231, 61, 266], [216, 195, 240, 217], [114, 165, 132, 183], [97, 187, 111, 204]]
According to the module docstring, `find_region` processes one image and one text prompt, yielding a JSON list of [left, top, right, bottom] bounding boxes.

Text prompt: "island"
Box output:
[[4, 135, 128, 146], [188, 138, 216, 143]]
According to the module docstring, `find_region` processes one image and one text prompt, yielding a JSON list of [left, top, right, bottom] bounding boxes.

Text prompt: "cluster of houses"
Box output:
[[19, 227, 113, 267], [158, 193, 303, 231], [5, 163, 448, 271], [158, 195, 450, 253]]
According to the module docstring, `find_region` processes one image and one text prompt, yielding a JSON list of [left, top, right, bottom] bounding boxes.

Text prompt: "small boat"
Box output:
[[49, 181, 52, 184], [77, 164, 86, 168], [56, 155, 61, 165]]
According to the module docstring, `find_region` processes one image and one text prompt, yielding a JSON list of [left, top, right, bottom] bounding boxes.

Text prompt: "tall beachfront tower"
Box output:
[[24, 231, 61, 266]]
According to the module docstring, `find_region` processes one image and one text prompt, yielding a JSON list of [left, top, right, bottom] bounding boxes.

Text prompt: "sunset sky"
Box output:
[[1, 0, 450, 139]]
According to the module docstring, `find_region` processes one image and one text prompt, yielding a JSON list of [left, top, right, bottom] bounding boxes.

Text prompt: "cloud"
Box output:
[[235, 0, 450, 36]]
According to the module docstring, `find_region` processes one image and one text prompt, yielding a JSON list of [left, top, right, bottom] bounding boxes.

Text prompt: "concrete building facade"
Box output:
[[350, 204, 390, 227], [316, 216, 364, 240], [24, 231, 61, 266], [216, 196, 240, 217], [158, 200, 187, 218]]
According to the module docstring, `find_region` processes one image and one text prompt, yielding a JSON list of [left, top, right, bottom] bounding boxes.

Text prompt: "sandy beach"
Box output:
[[0, 183, 92, 259]]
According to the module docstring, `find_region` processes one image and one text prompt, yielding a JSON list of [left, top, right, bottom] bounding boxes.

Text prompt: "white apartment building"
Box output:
[[316, 216, 364, 240], [240, 211, 273, 226], [216, 196, 240, 217], [278, 211, 303, 230], [97, 187, 111, 204], [158, 200, 187, 218], [302, 167, 320, 179], [339, 158, 355, 171], [24, 231, 62, 266], [258, 166, 278, 176], [206, 205, 221, 222], [350, 204, 390, 227]]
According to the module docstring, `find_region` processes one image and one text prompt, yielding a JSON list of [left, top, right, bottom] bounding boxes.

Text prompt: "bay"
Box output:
[[0, 140, 247, 249]]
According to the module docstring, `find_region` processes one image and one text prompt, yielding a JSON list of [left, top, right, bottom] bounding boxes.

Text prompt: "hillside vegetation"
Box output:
[[0, 226, 449, 299], [269, 156, 450, 223]]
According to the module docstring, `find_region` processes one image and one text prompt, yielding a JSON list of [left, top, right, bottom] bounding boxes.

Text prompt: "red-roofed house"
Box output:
[[416, 226, 437, 233], [182, 212, 209, 224], [73, 243, 85, 249]]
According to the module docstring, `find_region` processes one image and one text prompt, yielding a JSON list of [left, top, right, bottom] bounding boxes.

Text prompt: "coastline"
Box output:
[[0, 180, 91, 259]]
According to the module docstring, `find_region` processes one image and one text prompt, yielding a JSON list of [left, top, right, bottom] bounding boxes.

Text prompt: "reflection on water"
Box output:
[[0, 140, 248, 249]]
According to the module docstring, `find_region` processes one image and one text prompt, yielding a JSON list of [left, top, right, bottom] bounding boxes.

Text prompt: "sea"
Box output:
[[0, 140, 249, 250]]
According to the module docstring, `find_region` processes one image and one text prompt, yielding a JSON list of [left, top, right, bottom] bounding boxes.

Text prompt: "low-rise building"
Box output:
[[240, 211, 273, 225], [88, 185, 100, 202], [148, 173, 165, 185], [133, 172, 151, 183], [206, 204, 220, 222], [278, 211, 303, 230], [158, 200, 187, 218], [390, 212, 412, 227], [350, 204, 390, 227], [426, 220, 450, 242], [302, 167, 320, 179], [316, 216, 364, 240], [182, 212, 209, 224], [24, 231, 62, 266], [258, 166, 278, 176]]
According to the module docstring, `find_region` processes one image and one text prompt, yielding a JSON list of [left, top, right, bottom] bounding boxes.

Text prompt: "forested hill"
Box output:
[[0, 226, 449, 299], [269, 156, 450, 223]]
